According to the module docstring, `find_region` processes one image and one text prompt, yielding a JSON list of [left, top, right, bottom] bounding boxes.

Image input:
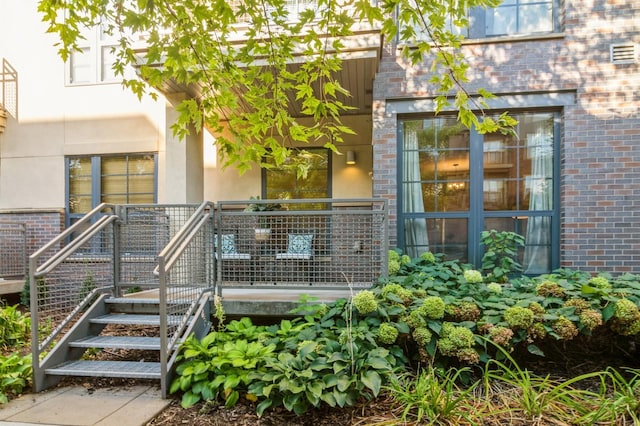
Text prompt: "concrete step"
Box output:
[[70, 335, 161, 350], [45, 360, 161, 379]]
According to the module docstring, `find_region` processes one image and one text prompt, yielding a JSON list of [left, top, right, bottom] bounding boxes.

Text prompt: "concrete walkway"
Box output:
[[0, 385, 170, 426]]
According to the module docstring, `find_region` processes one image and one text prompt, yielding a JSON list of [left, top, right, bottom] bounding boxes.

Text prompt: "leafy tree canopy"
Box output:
[[38, 0, 515, 174]]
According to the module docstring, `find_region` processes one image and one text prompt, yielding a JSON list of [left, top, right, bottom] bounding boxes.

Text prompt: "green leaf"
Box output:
[[305, 389, 321, 406], [336, 375, 352, 392], [333, 389, 348, 407], [306, 381, 324, 398], [320, 391, 337, 407], [169, 378, 181, 394], [224, 390, 239, 408], [365, 357, 390, 370], [283, 393, 301, 411], [360, 370, 382, 396], [602, 303, 616, 321], [527, 344, 545, 357], [395, 321, 410, 334], [181, 391, 201, 408], [256, 399, 273, 417], [323, 374, 339, 387]]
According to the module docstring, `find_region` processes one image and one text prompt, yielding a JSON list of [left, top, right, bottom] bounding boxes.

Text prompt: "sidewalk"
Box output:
[[0, 385, 170, 426]]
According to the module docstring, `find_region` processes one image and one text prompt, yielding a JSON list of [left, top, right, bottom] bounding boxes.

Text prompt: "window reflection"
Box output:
[[401, 112, 555, 273]]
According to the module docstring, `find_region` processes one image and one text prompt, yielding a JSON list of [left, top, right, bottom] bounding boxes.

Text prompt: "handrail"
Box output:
[[35, 215, 118, 276], [30, 203, 115, 262], [163, 212, 212, 273], [156, 201, 214, 397], [153, 201, 214, 276]]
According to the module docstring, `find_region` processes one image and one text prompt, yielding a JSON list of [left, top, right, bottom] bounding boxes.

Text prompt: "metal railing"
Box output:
[[216, 198, 388, 291], [1, 58, 18, 119], [30, 203, 118, 384], [156, 201, 214, 396], [29, 203, 202, 389], [29, 199, 387, 393], [0, 221, 26, 279], [115, 204, 199, 295]]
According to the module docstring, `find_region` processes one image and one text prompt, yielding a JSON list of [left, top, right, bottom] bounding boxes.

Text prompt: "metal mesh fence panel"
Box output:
[[0, 221, 26, 278], [31, 220, 115, 354], [157, 203, 214, 368], [216, 199, 387, 290], [116, 205, 198, 295]]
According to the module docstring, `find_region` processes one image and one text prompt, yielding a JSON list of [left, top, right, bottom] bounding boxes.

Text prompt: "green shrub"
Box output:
[[480, 230, 524, 282], [170, 240, 640, 417], [170, 323, 277, 409], [0, 352, 32, 404], [0, 304, 30, 349]]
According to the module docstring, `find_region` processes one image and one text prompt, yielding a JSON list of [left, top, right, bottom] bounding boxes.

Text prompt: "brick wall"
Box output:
[[372, 0, 640, 274], [0, 210, 65, 260]]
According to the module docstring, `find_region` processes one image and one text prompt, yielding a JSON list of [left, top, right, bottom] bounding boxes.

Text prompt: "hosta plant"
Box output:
[[0, 352, 32, 404]]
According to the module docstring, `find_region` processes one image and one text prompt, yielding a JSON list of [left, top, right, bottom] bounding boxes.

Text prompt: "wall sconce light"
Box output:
[[346, 150, 356, 165]]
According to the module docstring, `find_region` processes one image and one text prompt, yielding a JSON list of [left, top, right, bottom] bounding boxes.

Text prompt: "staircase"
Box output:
[[38, 291, 211, 396], [30, 202, 216, 398]]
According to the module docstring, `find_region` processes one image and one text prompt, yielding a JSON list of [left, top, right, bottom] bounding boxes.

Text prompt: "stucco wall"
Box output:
[[372, 0, 640, 274], [204, 114, 374, 201], [0, 1, 166, 211]]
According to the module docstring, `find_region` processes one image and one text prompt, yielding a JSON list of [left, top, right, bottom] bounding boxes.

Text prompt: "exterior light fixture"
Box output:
[[346, 150, 356, 165]]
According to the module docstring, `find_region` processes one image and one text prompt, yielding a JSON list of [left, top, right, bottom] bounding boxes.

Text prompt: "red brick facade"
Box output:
[[0, 210, 65, 263], [372, 1, 640, 274]]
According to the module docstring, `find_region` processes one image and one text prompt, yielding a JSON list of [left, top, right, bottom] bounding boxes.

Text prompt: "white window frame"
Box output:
[[66, 23, 124, 85]]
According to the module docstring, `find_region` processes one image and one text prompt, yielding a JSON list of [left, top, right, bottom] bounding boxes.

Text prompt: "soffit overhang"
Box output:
[[135, 27, 382, 117]]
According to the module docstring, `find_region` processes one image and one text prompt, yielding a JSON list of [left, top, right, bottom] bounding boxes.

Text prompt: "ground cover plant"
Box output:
[[0, 303, 32, 404], [169, 234, 640, 423]]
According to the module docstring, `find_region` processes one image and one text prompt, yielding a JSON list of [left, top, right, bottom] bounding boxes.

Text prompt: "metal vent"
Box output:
[[610, 43, 638, 64]]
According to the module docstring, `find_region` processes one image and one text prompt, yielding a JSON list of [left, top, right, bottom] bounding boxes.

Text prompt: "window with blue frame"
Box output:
[[67, 153, 157, 228], [398, 111, 559, 274]]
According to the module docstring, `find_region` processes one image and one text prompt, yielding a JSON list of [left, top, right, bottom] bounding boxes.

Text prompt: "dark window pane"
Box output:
[[429, 218, 468, 262], [265, 148, 329, 205]]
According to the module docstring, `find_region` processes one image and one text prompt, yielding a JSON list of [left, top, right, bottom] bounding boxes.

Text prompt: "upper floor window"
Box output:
[[409, 0, 560, 41], [67, 23, 127, 85], [229, 0, 317, 24], [480, 0, 556, 37]]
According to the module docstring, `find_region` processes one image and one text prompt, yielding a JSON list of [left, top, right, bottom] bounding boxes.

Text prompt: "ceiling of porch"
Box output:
[[140, 29, 382, 118]]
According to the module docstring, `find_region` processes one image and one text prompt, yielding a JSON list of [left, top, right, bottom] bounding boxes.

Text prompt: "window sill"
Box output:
[[462, 32, 565, 46], [397, 32, 565, 50]]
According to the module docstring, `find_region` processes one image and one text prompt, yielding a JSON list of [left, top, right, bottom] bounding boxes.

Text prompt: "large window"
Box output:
[[263, 148, 331, 207], [67, 154, 157, 226], [399, 112, 558, 274]]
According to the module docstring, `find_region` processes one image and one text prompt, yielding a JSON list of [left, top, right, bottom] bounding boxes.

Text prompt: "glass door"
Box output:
[[401, 118, 471, 260], [399, 112, 557, 273]]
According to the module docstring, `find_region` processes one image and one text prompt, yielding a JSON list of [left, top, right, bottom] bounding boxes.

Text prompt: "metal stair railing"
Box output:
[[155, 201, 215, 397], [30, 203, 118, 389], [114, 204, 199, 295]]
